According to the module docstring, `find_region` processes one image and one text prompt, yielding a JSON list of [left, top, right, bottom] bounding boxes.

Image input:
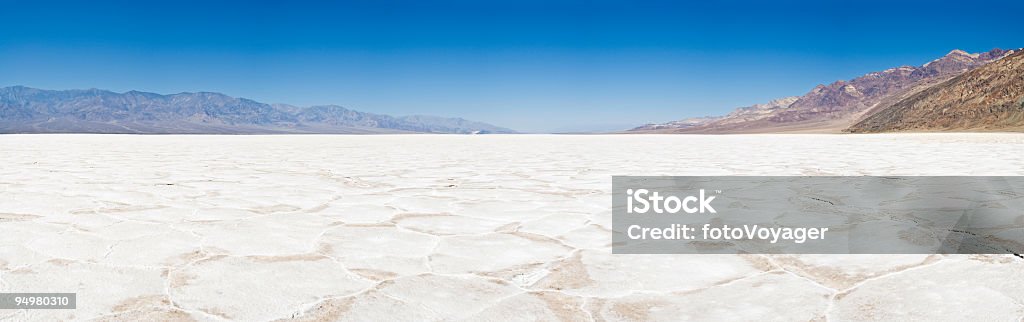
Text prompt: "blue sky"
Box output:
[[1, 0, 1022, 132]]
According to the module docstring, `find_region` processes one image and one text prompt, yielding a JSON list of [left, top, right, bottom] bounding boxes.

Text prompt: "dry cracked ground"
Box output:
[[1, 134, 1023, 321]]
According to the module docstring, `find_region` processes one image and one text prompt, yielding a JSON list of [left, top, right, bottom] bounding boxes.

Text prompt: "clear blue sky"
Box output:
[[1, 0, 1022, 132]]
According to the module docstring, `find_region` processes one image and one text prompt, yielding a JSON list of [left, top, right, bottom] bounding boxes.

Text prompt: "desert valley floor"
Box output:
[[1, 134, 1023, 321]]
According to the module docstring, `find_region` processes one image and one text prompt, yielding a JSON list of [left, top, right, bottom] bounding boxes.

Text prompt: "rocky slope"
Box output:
[[632, 48, 1015, 133], [0, 87, 514, 134], [847, 50, 1024, 132]]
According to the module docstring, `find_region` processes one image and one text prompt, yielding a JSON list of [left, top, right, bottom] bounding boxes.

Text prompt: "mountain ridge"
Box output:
[[0, 86, 515, 134], [631, 48, 1018, 133], [847, 50, 1024, 132]]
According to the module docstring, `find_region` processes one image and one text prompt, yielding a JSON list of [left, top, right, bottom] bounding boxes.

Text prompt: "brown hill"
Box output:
[[847, 50, 1024, 133], [631, 48, 1014, 133]]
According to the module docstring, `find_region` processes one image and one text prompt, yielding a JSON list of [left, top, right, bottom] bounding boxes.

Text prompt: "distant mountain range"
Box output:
[[631, 48, 1023, 133], [0, 87, 515, 134]]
